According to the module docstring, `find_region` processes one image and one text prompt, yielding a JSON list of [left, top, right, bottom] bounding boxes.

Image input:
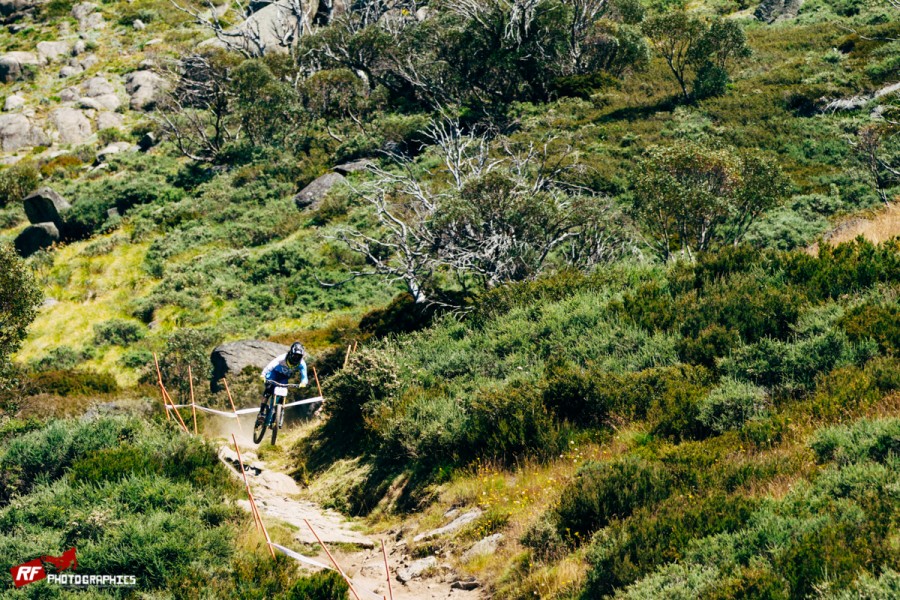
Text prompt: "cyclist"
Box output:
[[258, 342, 308, 419]]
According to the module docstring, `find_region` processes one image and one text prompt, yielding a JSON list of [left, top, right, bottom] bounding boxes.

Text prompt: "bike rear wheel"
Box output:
[[270, 405, 282, 445], [253, 404, 268, 444]]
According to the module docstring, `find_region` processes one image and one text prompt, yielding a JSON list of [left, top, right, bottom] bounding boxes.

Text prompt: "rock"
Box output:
[[78, 97, 103, 110], [873, 81, 900, 100], [72, 39, 86, 55], [143, 38, 162, 46], [209, 340, 290, 389], [823, 96, 868, 112], [4, 94, 24, 111], [71, 1, 94, 21], [23, 187, 71, 226], [72, 2, 103, 30], [92, 93, 120, 111], [333, 158, 374, 175], [59, 65, 83, 78], [0, 113, 49, 151], [754, 0, 802, 23], [125, 69, 164, 110], [36, 40, 70, 62], [0, 0, 39, 22], [451, 578, 480, 591], [137, 131, 157, 151], [462, 533, 503, 561], [79, 54, 99, 70], [96, 141, 132, 161], [396, 556, 437, 583], [413, 509, 483, 542], [293, 171, 344, 210], [41, 296, 59, 309], [198, 0, 315, 54], [81, 76, 115, 97], [59, 87, 79, 102], [107, 206, 119, 219], [14, 222, 59, 257], [50, 107, 92, 144], [132, 18, 145, 30], [0, 51, 40, 83], [415, 6, 429, 21], [97, 111, 123, 130]]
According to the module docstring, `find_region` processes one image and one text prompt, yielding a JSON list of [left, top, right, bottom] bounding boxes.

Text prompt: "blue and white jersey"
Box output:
[[261, 353, 308, 386]]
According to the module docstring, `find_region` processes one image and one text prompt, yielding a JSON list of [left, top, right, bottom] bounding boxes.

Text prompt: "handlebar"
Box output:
[[265, 381, 306, 388]]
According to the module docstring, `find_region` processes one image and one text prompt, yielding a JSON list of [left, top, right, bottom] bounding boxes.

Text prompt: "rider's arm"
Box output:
[[261, 355, 283, 381], [298, 360, 309, 387]]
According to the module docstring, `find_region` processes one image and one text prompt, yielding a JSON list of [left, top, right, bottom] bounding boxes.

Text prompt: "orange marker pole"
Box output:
[[304, 519, 361, 600], [343, 344, 352, 368], [223, 378, 243, 433], [353, 340, 358, 353], [188, 365, 198, 435], [163, 384, 189, 433], [381, 539, 394, 600], [312, 366, 323, 399], [153, 353, 171, 421]]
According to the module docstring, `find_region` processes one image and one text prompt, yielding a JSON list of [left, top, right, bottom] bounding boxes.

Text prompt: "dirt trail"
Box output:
[[219, 435, 481, 600]]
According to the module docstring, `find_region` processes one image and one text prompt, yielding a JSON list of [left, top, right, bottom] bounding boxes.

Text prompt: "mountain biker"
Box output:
[[258, 342, 308, 415]]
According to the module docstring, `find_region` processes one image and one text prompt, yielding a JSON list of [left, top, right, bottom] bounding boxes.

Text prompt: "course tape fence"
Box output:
[[168, 396, 325, 417]]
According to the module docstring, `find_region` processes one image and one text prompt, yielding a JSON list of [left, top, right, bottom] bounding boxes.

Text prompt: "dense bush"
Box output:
[[554, 456, 673, 544], [93, 318, 147, 346], [324, 347, 400, 436], [698, 378, 770, 434], [811, 418, 900, 465], [0, 161, 39, 207], [27, 369, 118, 397], [839, 301, 900, 355]]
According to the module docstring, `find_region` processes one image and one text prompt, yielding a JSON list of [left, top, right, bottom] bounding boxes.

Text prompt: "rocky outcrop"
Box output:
[[0, 51, 40, 83], [413, 509, 483, 542], [96, 141, 133, 162], [3, 94, 25, 111], [333, 158, 374, 175], [0, 0, 41, 23], [124, 70, 164, 110], [36, 40, 71, 62], [14, 222, 59, 257], [755, 0, 802, 23], [50, 107, 92, 144], [210, 340, 290, 388], [23, 187, 71, 227], [97, 111, 123, 130], [198, 0, 316, 55], [396, 556, 437, 583], [0, 113, 49, 151], [72, 2, 104, 31], [462, 534, 503, 561], [293, 172, 344, 210]]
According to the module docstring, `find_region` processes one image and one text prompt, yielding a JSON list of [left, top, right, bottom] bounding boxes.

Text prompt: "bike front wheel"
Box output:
[[253, 405, 268, 444], [270, 405, 282, 445]]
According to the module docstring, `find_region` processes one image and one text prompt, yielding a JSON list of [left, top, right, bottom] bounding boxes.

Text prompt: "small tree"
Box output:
[[0, 244, 42, 366], [0, 162, 39, 208], [633, 143, 787, 261]]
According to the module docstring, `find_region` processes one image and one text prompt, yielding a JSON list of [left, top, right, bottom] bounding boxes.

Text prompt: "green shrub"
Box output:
[[823, 569, 900, 599], [324, 347, 400, 435], [120, 348, 153, 369], [285, 569, 349, 600], [0, 162, 39, 207], [27, 369, 118, 396], [554, 456, 673, 545], [70, 445, 164, 482], [521, 515, 566, 562], [698, 378, 770, 434], [29, 346, 95, 371], [811, 418, 900, 465], [93, 318, 146, 346], [839, 301, 900, 355]]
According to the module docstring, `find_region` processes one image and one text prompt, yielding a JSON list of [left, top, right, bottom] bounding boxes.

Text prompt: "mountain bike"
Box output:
[[253, 381, 303, 445]]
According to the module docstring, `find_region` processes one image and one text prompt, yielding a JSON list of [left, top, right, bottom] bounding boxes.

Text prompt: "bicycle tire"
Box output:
[[253, 405, 268, 444], [271, 405, 282, 445]]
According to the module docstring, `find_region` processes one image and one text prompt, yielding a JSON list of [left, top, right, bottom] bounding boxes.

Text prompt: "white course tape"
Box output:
[[169, 396, 324, 417], [269, 543, 384, 600]]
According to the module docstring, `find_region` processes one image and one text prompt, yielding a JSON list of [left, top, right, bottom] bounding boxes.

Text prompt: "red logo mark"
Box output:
[[10, 548, 77, 587], [10, 559, 46, 588]]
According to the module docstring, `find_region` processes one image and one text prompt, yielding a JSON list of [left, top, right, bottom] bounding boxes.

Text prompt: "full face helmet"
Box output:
[[286, 342, 305, 367]]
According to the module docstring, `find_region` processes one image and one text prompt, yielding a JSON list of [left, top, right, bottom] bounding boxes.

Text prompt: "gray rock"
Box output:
[[72, 2, 103, 30], [23, 187, 71, 226], [0, 51, 40, 83], [60, 86, 79, 102], [97, 111, 123, 130], [755, 0, 802, 23], [198, 0, 315, 54], [396, 556, 437, 583], [71, 1, 94, 21], [451, 578, 480, 591], [4, 94, 25, 111], [210, 340, 290, 389], [293, 171, 344, 210], [874, 81, 900, 99], [413, 509, 483, 542], [14, 222, 59, 257], [138, 131, 157, 151], [0, 0, 40, 22], [96, 141, 132, 161], [333, 158, 374, 175], [125, 69, 165, 110], [78, 97, 103, 110], [79, 54, 99, 70], [0, 113, 49, 151], [132, 18, 145, 30], [92, 93, 120, 111], [36, 40, 70, 62], [50, 107, 92, 144], [81, 76, 115, 97], [107, 206, 119, 219], [462, 533, 503, 561], [59, 65, 83, 78], [72, 39, 86, 55]]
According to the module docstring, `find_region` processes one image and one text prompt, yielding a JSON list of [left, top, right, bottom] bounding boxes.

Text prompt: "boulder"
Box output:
[[462, 534, 503, 561], [73, 39, 86, 55], [36, 40, 70, 62], [79, 54, 99, 70], [23, 187, 71, 226], [77, 97, 103, 110], [0, 51, 40, 83], [97, 111, 124, 130], [96, 141, 133, 162], [137, 131, 157, 151], [413, 509, 483, 542], [92, 93, 120, 111], [333, 158, 374, 175], [125, 69, 164, 110], [210, 340, 290, 388], [59, 86, 79, 102], [293, 171, 344, 210], [3, 94, 25, 111], [72, 2, 103, 30], [14, 222, 59, 257], [81, 76, 115, 97], [50, 107, 92, 144], [0, 0, 40, 22], [396, 556, 437, 583], [132, 18, 145, 30], [59, 65, 83, 78], [0, 113, 50, 151], [198, 0, 315, 54], [754, 0, 802, 23]]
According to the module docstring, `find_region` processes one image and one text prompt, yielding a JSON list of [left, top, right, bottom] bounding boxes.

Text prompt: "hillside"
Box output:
[[0, 0, 899, 597]]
